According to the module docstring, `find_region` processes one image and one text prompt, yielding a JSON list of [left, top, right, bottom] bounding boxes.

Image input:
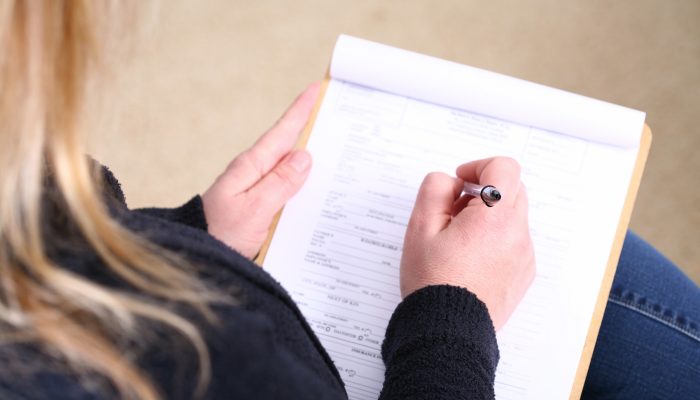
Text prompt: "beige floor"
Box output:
[[91, 0, 700, 284]]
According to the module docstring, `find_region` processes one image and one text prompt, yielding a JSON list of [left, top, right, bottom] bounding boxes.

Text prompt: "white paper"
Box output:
[[264, 37, 643, 400], [331, 35, 645, 148]]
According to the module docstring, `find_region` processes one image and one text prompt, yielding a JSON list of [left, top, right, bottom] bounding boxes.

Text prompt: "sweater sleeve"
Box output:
[[379, 285, 499, 400], [134, 196, 209, 232], [93, 160, 209, 232]]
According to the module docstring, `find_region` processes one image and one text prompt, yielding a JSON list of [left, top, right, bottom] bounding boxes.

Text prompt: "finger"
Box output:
[[456, 157, 521, 208], [227, 83, 321, 191], [452, 179, 471, 216], [254, 82, 321, 161], [408, 172, 462, 239], [246, 150, 312, 218]]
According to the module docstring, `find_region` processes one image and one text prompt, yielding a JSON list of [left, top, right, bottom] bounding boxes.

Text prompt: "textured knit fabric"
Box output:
[[0, 165, 499, 399], [380, 285, 499, 399]]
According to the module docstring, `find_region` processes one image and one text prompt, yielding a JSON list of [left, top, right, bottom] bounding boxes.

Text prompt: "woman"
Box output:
[[1, 1, 697, 399], [0, 2, 532, 398]]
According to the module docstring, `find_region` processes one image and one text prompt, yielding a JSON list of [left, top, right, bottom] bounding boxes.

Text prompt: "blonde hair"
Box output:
[[0, 1, 220, 398]]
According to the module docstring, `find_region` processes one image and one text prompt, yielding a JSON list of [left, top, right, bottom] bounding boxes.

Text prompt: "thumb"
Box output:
[[248, 150, 312, 216]]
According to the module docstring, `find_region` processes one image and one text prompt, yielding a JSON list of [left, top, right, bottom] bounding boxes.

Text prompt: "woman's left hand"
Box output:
[[202, 83, 320, 260]]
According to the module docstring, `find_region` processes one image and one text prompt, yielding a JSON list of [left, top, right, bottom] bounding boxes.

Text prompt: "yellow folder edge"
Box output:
[[256, 75, 332, 265], [569, 124, 652, 399], [256, 75, 653, 400]]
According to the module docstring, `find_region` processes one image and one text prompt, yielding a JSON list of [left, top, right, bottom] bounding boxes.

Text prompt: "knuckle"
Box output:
[[407, 212, 428, 233], [407, 208, 439, 239], [422, 172, 447, 189], [269, 167, 297, 196], [495, 156, 521, 177], [226, 154, 245, 172], [231, 150, 263, 176]]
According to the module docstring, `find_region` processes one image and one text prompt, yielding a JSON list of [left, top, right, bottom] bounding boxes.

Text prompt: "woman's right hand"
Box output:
[[400, 157, 535, 330]]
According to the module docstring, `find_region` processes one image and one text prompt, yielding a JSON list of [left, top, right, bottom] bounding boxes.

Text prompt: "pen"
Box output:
[[462, 182, 501, 207]]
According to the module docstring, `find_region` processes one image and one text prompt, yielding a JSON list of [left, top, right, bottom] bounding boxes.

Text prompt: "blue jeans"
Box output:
[[582, 232, 700, 399]]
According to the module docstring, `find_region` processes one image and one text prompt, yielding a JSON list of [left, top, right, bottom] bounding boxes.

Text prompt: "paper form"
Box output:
[[331, 35, 645, 148], [264, 79, 640, 400]]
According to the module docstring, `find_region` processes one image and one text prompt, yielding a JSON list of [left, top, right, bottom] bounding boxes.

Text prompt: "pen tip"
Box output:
[[492, 190, 501, 200]]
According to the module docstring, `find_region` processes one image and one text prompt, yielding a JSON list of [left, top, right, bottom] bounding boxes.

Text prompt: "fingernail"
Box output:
[[288, 151, 311, 172]]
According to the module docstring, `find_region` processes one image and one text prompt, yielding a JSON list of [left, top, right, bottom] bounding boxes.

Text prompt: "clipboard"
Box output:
[[256, 73, 652, 400], [568, 124, 651, 399]]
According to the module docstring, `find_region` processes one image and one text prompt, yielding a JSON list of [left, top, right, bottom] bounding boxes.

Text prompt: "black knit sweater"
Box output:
[[0, 166, 499, 399]]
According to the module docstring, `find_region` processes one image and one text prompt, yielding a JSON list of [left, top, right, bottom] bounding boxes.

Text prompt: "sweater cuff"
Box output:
[[382, 285, 499, 371], [135, 195, 209, 231]]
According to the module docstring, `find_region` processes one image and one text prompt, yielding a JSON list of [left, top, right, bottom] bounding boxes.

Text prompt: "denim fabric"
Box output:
[[582, 232, 700, 399]]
